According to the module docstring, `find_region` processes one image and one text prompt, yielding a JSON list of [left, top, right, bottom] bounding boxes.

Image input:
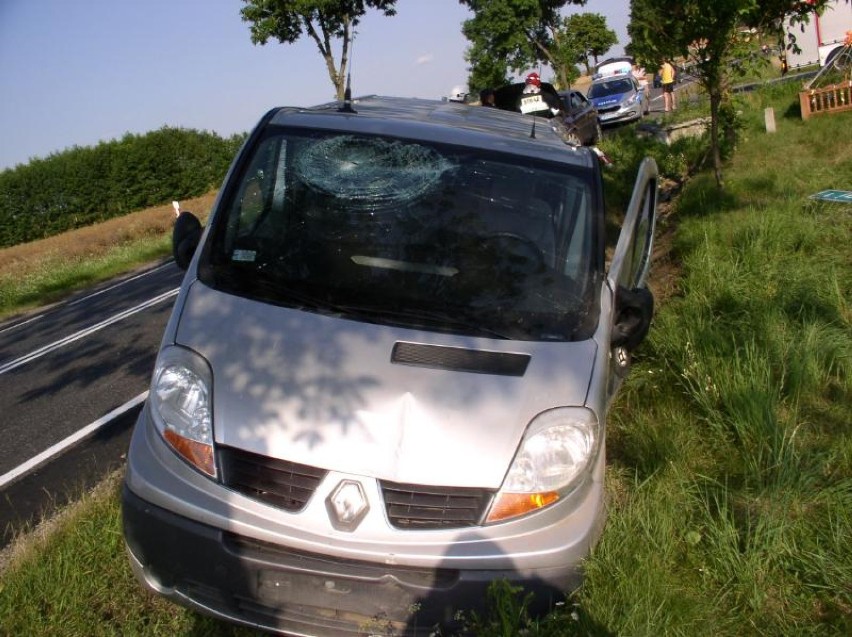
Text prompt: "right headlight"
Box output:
[[149, 345, 216, 478], [486, 408, 599, 524]]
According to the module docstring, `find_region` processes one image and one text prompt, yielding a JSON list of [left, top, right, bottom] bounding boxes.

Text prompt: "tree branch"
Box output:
[[303, 12, 342, 98]]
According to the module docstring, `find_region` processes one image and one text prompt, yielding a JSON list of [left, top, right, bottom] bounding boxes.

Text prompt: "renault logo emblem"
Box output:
[[326, 480, 369, 531]]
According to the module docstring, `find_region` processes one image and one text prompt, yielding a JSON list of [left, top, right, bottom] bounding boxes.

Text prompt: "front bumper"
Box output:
[[597, 102, 642, 124], [122, 405, 606, 635], [125, 486, 579, 636]]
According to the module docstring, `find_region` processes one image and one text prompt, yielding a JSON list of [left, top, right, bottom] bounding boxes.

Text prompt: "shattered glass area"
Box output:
[[294, 136, 456, 209], [202, 129, 601, 342]]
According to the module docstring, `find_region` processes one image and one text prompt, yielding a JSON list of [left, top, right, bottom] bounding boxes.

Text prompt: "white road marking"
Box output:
[[0, 391, 148, 489], [0, 287, 179, 376], [0, 262, 173, 336], [0, 313, 45, 336], [66, 261, 174, 307]]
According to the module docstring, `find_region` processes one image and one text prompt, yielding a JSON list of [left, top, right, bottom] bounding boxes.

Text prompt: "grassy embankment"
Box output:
[[1, 81, 850, 635], [571, 83, 851, 636], [0, 192, 217, 322]]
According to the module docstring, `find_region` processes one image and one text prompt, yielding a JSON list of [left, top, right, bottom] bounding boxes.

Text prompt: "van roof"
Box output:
[[266, 95, 595, 169]]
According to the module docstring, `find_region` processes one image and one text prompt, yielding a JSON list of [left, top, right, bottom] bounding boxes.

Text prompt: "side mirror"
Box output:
[[173, 211, 202, 271], [612, 285, 654, 350]]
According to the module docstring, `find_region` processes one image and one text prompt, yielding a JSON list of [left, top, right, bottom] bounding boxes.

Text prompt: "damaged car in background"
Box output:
[[492, 79, 602, 146], [122, 95, 658, 636]]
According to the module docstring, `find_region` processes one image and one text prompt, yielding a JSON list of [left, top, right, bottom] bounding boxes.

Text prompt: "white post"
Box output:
[[764, 107, 777, 133]]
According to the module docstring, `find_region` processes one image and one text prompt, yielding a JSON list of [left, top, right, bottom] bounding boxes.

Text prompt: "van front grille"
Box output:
[[380, 481, 494, 529], [218, 447, 493, 529], [219, 446, 327, 511]]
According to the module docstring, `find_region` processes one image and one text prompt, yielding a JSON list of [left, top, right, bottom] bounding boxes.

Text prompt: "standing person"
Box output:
[[660, 60, 677, 112]]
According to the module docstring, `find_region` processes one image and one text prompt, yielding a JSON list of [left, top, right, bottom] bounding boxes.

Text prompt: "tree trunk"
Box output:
[[303, 15, 345, 100], [335, 15, 352, 101], [709, 87, 724, 188], [328, 54, 345, 101]]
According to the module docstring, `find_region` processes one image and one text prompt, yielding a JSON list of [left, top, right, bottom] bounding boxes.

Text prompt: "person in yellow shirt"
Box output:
[[660, 60, 676, 112]]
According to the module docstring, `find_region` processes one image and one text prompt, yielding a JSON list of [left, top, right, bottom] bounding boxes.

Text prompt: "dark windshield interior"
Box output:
[[200, 129, 602, 341]]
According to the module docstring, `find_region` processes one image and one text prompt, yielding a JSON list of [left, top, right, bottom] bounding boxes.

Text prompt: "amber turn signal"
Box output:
[[486, 491, 559, 523], [164, 429, 216, 478]]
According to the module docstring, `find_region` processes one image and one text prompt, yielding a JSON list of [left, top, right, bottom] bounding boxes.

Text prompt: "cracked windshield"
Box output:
[[201, 130, 601, 341]]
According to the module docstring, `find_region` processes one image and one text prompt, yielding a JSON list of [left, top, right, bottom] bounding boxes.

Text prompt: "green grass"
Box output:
[[0, 474, 255, 636], [573, 83, 852, 636], [0, 236, 172, 320], [0, 190, 216, 322], [1, 82, 850, 635]]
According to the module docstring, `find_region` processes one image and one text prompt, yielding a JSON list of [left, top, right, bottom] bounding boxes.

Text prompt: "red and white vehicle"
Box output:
[[783, 0, 852, 69]]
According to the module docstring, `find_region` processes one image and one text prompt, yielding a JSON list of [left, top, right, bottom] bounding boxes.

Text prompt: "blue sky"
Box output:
[[0, 0, 629, 171]]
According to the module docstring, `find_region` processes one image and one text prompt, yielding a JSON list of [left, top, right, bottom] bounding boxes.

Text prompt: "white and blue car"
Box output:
[[587, 75, 649, 125]]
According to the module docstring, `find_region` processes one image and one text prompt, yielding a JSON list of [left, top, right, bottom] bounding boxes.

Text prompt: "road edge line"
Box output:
[[0, 392, 147, 490]]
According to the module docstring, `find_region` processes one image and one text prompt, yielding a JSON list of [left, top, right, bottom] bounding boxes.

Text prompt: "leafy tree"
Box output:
[[240, 0, 398, 101], [563, 12, 618, 75], [465, 40, 513, 95], [628, 0, 836, 187], [459, 0, 587, 91]]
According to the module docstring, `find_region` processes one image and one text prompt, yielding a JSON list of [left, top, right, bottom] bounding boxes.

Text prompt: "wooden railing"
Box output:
[[800, 81, 852, 120]]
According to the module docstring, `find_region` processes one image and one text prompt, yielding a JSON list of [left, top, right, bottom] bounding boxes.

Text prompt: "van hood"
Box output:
[[174, 282, 598, 488]]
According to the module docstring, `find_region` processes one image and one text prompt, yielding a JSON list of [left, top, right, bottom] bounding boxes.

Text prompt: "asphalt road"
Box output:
[[0, 261, 184, 548]]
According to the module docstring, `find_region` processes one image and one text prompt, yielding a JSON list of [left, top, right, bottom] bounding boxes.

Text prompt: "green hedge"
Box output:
[[0, 127, 246, 248]]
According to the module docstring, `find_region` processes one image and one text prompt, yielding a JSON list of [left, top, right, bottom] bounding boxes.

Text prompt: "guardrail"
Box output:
[[800, 81, 852, 119]]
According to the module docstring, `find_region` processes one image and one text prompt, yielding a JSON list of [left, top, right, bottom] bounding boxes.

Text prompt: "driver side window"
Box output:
[[222, 136, 288, 253]]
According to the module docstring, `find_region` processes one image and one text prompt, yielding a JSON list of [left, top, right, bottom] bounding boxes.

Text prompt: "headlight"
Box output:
[[626, 93, 639, 105], [150, 345, 216, 478], [486, 408, 598, 523]]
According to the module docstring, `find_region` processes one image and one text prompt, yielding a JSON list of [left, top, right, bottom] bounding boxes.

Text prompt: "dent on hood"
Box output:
[[175, 282, 597, 487]]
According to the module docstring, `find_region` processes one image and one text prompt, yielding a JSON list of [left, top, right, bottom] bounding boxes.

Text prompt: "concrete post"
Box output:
[[765, 107, 777, 133]]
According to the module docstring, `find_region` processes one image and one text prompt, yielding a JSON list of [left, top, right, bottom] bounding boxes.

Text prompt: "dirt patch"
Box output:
[[648, 220, 680, 305], [646, 180, 683, 305]]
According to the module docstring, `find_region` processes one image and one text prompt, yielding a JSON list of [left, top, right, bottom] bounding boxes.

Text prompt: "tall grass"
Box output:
[[578, 83, 852, 636]]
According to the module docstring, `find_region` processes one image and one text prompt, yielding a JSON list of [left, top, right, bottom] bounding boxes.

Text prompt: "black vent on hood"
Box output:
[[391, 342, 530, 376]]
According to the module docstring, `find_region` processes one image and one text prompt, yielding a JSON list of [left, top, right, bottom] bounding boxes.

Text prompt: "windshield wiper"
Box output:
[[334, 304, 514, 340]]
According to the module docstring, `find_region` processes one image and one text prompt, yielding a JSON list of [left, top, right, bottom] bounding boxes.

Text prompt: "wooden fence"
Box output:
[[800, 81, 852, 120]]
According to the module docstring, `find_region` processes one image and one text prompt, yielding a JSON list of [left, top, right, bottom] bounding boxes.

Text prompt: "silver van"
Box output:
[[122, 96, 658, 636]]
